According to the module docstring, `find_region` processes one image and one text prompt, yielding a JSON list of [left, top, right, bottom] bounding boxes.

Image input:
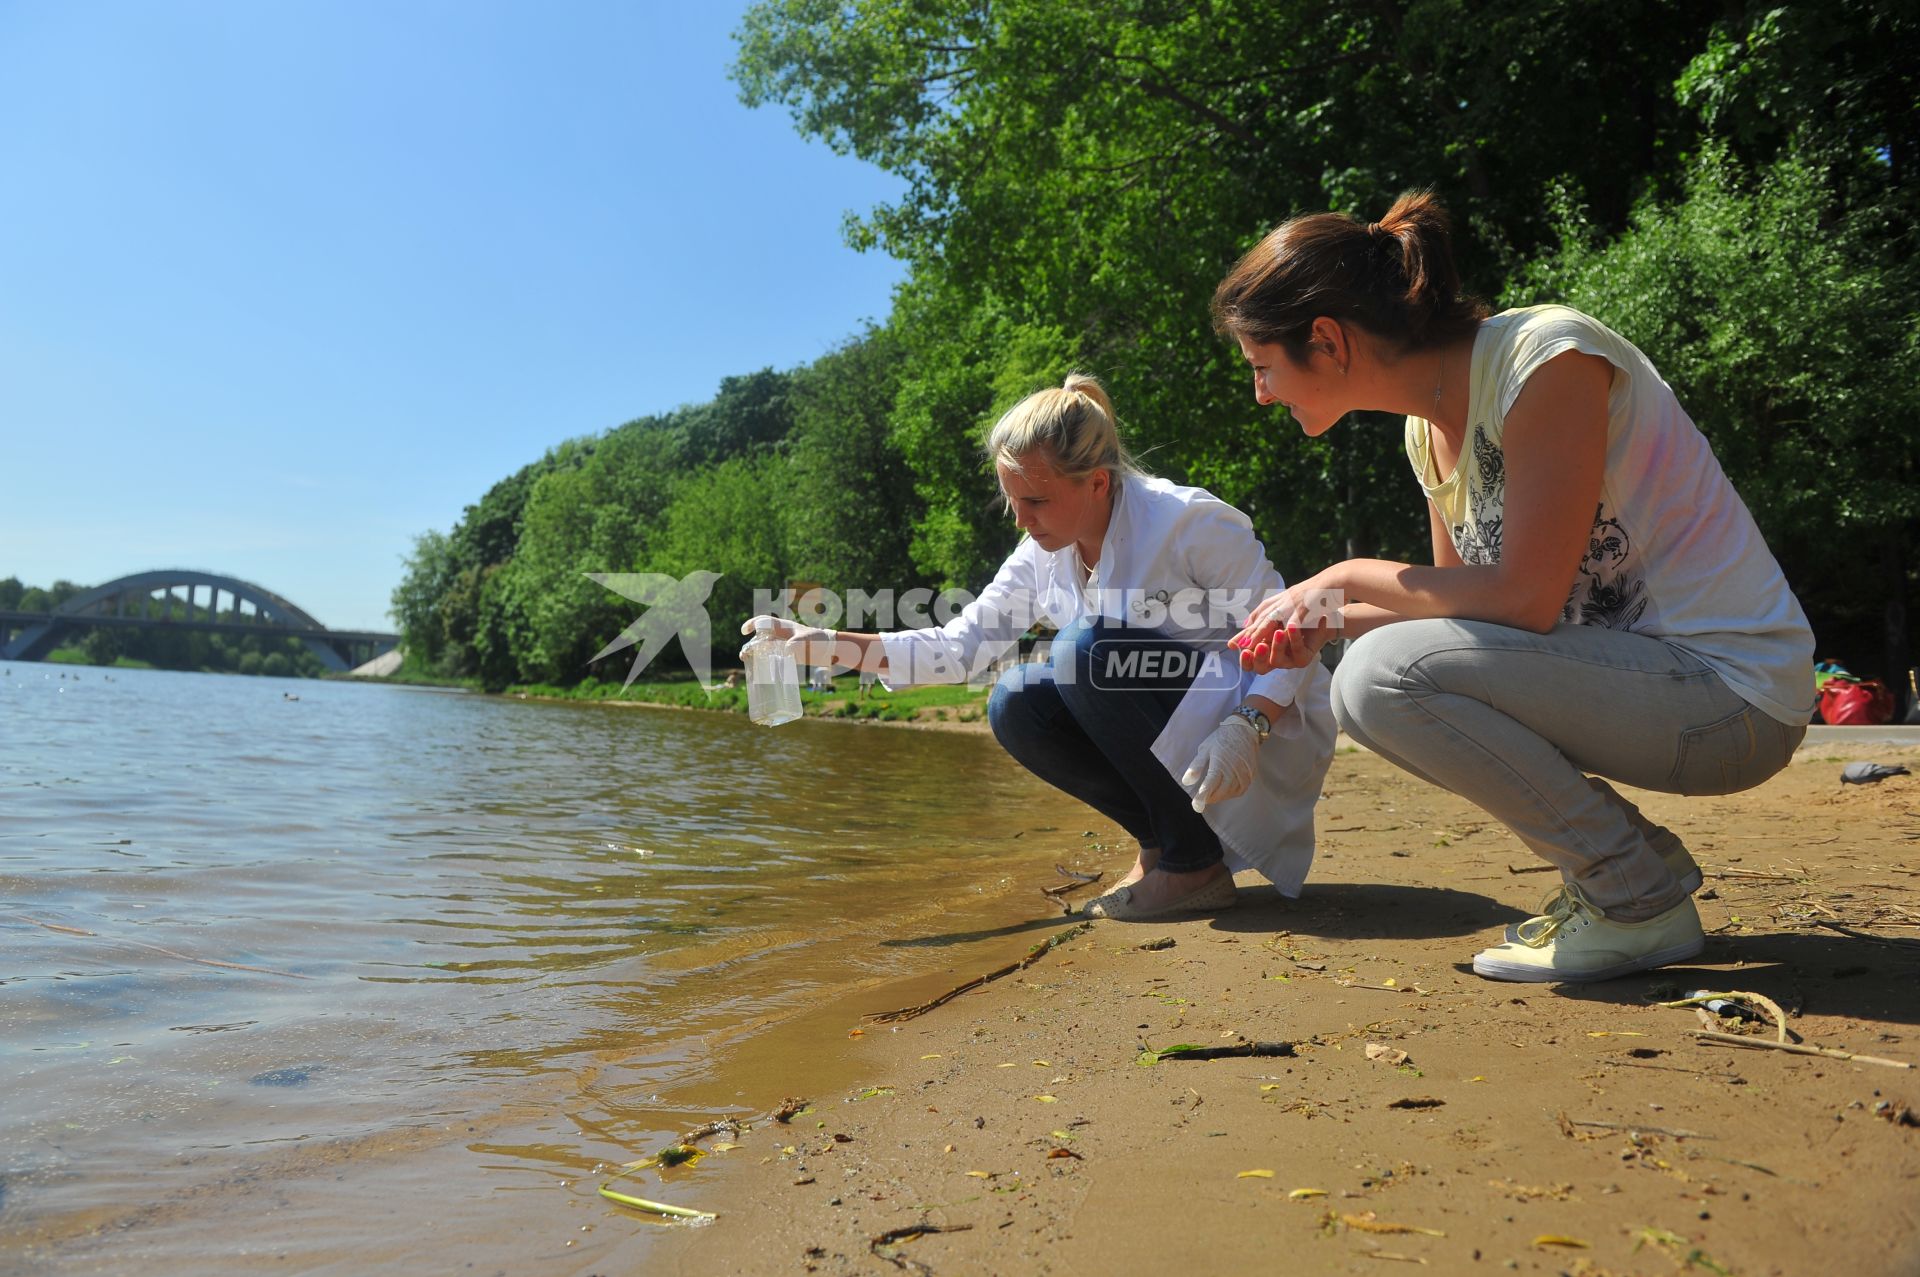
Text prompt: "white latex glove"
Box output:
[[738, 615, 839, 668], [1179, 714, 1261, 812]]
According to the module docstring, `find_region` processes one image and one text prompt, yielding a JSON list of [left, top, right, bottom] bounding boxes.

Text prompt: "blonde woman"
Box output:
[[744, 376, 1335, 919]]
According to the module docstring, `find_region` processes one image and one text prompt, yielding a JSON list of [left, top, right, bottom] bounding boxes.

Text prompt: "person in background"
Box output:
[[744, 374, 1335, 919], [1215, 190, 1814, 982]]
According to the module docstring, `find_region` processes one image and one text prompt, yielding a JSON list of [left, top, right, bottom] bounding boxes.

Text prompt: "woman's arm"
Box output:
[[1235, 351, 1611, 671], [1429, 500, 1465, 569], [747, 552, 1046, 685]]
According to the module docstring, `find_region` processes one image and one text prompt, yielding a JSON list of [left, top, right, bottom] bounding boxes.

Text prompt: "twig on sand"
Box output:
[[1693, 1029, 1912, 1069], [1606, 1059, 1735, 1079], [1560, 1115, 1716, 1140], [864, 923, 1094, 1024], [14, 915, 310, 980], [1711, 868, 1811, 883], [1138, 1041, 1295, 1064], [1812, 920, 1920, 950], [1041, 866, 1105, 899], [1506, 863, 1557, 875], [1693, 1153, 1779, 1177], [871, 1223, 973, 1275]]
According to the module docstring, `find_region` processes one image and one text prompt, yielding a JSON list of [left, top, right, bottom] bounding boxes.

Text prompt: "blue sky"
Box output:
[[0, 1, 905, 631]]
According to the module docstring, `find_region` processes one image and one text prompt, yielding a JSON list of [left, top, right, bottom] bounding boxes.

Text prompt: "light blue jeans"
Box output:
[[1332, 619, 1806, 920]]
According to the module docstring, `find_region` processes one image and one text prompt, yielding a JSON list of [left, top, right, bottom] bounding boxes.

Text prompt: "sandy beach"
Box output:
[[641, 736, 1920, 1277]]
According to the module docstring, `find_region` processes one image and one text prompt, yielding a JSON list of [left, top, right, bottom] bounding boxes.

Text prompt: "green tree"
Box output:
[[674, 368, 796, 466], [392, 529, 458, 669], [784, 328, 923, 597], [656, 456, 790, 645], [491, 421, 686, 684], [81, 626, 123, 666], [471, 563, 531, 690], [732, 1, 1719, 576]]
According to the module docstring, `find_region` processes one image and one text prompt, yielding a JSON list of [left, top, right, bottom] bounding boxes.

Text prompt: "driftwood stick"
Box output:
[[1565, 1118, 1715, 1140], [863, 923, 1093, 1024], [870, 1222, 974, 1276], [1144, 1041, 1295, 1063], [1694, 1029, 1912, 1069], [1041, 869, 1105, 899]]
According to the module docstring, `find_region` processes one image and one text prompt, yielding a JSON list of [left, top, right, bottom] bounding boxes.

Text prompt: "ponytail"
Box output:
[[1211, 189, 1488, 361], [985, 373, 1143, 482]]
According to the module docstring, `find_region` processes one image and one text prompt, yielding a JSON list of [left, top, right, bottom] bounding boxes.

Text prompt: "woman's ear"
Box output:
[[1309, 316, 1350, 372]]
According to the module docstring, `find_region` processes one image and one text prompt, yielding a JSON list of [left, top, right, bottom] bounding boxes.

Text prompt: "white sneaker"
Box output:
[[1503, 842, 1702, 943], [1473, 885, 1704, 983]]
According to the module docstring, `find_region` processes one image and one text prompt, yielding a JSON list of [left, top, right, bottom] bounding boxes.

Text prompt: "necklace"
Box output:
[[1431, 352, 1445, 422]]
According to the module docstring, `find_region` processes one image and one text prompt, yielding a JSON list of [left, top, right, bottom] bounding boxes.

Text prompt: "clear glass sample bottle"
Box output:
[[743, 617, 803, 727]]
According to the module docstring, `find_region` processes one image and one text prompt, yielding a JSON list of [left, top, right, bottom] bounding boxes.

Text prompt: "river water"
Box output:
[[0, 665, 1082, 1273]]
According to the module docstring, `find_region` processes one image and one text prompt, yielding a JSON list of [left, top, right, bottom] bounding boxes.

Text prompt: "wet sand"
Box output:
[[651, 739, 1920, 1277]]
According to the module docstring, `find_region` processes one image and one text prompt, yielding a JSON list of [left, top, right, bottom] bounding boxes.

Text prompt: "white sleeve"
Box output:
[[1179, 502, 1312, 716], [878, 548, 1044, 687]]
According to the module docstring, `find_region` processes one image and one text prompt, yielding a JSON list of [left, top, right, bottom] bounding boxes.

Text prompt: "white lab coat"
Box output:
[[880, 475, 1335, 895]]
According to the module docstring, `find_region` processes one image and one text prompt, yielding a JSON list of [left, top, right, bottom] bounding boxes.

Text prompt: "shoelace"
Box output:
[[1513, 884, 1590, 948]]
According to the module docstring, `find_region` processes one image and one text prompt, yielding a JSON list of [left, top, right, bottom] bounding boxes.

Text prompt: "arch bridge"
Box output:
[[0, 570, 399, 672]]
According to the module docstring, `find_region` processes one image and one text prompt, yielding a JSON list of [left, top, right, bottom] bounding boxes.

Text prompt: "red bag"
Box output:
[[1819, 678, 1895, 726]]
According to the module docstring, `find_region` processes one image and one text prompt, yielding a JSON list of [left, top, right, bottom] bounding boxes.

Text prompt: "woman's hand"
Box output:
[[1180, 715, 1261, 812], [739, 615, 840, 668], [1229, 580, 1343, 674]]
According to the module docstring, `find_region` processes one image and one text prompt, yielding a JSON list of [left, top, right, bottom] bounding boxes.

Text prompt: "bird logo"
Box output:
[[587, 570, 724, 690]]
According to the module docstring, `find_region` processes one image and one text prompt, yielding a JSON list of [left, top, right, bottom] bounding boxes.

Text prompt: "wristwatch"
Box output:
[[1229, 703, 1271, 741]]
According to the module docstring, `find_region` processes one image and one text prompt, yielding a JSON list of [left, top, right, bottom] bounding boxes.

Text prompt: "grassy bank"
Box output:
[[506, 671, 991, 723], [43, 648, 156, 669]]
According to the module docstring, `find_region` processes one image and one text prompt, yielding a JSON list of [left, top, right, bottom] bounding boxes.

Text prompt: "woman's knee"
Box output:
[[1331, 620, 1469, 735], [986, 665, 1025, 736], [1047, 618, 1126, 696], [1048, 619, 1103, 678], [1330, 626, 1409, 735], [988, 663, 1055, 751]]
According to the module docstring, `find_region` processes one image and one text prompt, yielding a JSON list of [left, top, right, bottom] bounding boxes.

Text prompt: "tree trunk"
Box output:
[[1884, 521, 1913, 720]]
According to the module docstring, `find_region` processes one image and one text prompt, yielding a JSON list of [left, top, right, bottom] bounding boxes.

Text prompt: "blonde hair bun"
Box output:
[[986, 372, 1140, 481]]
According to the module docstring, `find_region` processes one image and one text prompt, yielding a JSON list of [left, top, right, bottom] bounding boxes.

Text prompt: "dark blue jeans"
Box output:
[[987, 619, 1225, 872]]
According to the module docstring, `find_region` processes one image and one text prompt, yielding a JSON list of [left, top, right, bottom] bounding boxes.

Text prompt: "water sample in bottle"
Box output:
[[743, 617, 803, 727]]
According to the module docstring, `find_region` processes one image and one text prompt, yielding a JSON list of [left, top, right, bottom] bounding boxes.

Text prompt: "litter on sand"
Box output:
[[1840, 761, 1909, 784]]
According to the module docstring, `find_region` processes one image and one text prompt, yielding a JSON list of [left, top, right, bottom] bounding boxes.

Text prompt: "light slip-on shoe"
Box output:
[[1473, 884, 1704, 983], [1083, 871, 1238, 921]]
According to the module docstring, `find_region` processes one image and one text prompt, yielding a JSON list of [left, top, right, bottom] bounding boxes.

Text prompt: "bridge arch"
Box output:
[[1, 570, 396, 672], [53, 570, 330, 630]]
